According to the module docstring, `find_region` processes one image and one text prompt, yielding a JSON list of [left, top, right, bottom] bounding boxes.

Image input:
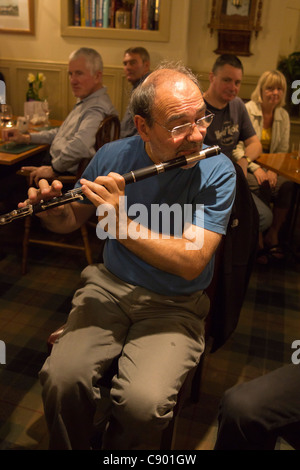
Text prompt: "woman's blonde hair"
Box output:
[[251, 70, 287, 107]]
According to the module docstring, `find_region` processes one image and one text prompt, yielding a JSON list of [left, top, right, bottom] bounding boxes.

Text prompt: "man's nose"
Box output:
[[188, 124, 204, 142]]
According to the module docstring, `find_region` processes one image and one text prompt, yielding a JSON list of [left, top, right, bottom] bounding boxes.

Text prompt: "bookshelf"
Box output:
[[61, 0, 171, 42]]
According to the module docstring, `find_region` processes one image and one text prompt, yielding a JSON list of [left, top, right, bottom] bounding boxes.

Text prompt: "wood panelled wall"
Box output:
[[0, 59, 130, 121], [1, 58, 299, 149], [0, 58, 260, 120]]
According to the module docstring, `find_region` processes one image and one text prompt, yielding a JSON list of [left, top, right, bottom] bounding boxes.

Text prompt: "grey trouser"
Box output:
[[251, 192, 273, 232], [39, 264, 209, 450], [214, 364, 300, 450]]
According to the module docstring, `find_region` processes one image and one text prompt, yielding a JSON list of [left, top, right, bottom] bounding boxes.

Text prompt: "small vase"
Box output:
[[26, 83, 39, 101]]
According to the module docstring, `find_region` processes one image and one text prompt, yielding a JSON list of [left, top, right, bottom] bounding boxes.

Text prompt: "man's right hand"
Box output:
[[5, 128, 30, 144], [253, 167, 269, 185]]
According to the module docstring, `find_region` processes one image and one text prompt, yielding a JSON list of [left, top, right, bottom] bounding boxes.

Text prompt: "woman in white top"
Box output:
[[233, 70, 293, 263]]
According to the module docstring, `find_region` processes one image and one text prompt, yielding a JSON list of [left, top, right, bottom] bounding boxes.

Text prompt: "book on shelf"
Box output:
[[153, 0, 160, 30], [80, 0, 85, 26], [74, 0, 81, 25], [102, 0, 110, 28], [91, 0, 96, 27], [85, 0, 91, 26], [134, 0, 142, 29], [96, 0, 104, 27], [141, 0, 148, 30], [130, 0, 159, 30], [109, 0, 123, 27], [72, 0, 160, 30]]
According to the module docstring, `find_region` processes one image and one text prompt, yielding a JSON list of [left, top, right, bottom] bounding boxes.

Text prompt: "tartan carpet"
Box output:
[[174, 256, 300, 450], [0, 217, 299, 450], [0, 219, 86, 450]]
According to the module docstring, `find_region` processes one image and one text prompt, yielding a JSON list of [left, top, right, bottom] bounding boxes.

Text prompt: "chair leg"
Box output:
[[160, 365, 197, 450], [80, 223, 93, 265], [160, 402, 180, 450], [190, 349, 206, 403], [22, 216, 31, 275]]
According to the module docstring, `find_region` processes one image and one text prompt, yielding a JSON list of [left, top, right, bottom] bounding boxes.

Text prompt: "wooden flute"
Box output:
[[0, 145, 220, 225]]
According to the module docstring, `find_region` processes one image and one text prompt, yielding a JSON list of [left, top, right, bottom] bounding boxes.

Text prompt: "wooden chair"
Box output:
[[19, 115, 120, 274], [95, 114, 120, 150]]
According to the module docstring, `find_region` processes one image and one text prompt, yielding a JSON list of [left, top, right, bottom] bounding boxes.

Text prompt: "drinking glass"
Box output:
[[0, 104, 13, 127], [291, 142, 300, 173], [41, 99, 50, 126], [296, 154, 300, 174]]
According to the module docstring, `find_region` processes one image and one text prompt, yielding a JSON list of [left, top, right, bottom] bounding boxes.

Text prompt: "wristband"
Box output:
[[242, 156, 252, 164]]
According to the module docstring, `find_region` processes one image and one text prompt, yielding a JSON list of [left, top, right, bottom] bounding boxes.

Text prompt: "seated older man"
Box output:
[[7, 47, 117, 187]]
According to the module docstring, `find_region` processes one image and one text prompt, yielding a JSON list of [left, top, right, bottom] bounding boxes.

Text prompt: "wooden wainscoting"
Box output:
[[0, 59, 128, 121], [1, 58, 262, 127]]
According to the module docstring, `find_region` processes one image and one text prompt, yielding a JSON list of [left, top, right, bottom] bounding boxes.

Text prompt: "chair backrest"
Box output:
[[95, 114, 120, 151]]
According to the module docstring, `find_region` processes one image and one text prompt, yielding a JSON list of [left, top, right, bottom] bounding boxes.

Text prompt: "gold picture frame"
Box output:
[[0, 0, 34, 35]]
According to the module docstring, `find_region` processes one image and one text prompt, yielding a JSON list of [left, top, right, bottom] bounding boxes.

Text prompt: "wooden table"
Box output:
[[257, 152, 299, 251], [257, 152, 300, 185], [0, 143, 50, 166], [0, 119, 61, 166]]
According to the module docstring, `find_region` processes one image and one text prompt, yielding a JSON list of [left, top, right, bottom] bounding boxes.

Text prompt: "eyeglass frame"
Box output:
[[153, 112, 215, 139]]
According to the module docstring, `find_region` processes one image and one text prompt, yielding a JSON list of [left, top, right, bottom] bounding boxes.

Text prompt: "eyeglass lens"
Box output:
[[173, 114, 214, 137]]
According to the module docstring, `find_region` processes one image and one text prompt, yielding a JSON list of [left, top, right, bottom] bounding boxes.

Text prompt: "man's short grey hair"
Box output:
[[69, 48, 103, 75], [129, 61, 202, 126]]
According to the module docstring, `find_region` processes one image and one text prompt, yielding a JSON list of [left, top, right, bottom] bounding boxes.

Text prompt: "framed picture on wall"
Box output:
[[0, 0, 34, 35]]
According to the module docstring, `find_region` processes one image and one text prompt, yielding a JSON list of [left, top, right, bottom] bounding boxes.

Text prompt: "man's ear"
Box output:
[[95, 71, 103, 84], [208, 71, 215, 84], [134, 115, 150, 141]]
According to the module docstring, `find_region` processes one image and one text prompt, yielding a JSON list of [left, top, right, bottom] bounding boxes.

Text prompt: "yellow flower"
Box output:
[[27, 73, 36, 84], [38, 73, 46, 83], [26, 72, 46, 101]]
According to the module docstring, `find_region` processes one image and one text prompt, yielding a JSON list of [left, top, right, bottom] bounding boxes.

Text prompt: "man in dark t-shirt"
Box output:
[[204, 98, 255, 158], [203, 55, 272, 236], [204, 54, 262, 176]]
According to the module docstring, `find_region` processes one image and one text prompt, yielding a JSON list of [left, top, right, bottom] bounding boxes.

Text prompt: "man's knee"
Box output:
[[111, 379, 173, 429], [39, 354, 92, 404], [219, 384, 258, 426], [252, 195, 273, 232]]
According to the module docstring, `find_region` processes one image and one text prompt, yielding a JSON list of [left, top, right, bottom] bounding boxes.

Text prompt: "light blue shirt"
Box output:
[[77, 136, 236, 295]]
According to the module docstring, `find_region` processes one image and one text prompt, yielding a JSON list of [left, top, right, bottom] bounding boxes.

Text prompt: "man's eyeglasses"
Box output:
[[155, 113, 214, 139]]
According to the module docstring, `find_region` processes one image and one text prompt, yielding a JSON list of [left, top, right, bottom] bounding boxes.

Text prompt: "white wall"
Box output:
[[1, 0, 300, 117], [187, 0, 300, 75], [0, 0, 191, 68], [1, 0, 299, 74]]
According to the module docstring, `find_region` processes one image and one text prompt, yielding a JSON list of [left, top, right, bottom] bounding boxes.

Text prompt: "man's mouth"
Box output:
[[177, 146, 202, 158]]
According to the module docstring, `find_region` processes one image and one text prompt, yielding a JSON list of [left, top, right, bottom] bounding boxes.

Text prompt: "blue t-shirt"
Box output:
[[76, 136, 236, 295]]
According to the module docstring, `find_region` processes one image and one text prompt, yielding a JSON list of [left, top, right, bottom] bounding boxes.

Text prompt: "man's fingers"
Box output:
[[21, 166, 37, 172]]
